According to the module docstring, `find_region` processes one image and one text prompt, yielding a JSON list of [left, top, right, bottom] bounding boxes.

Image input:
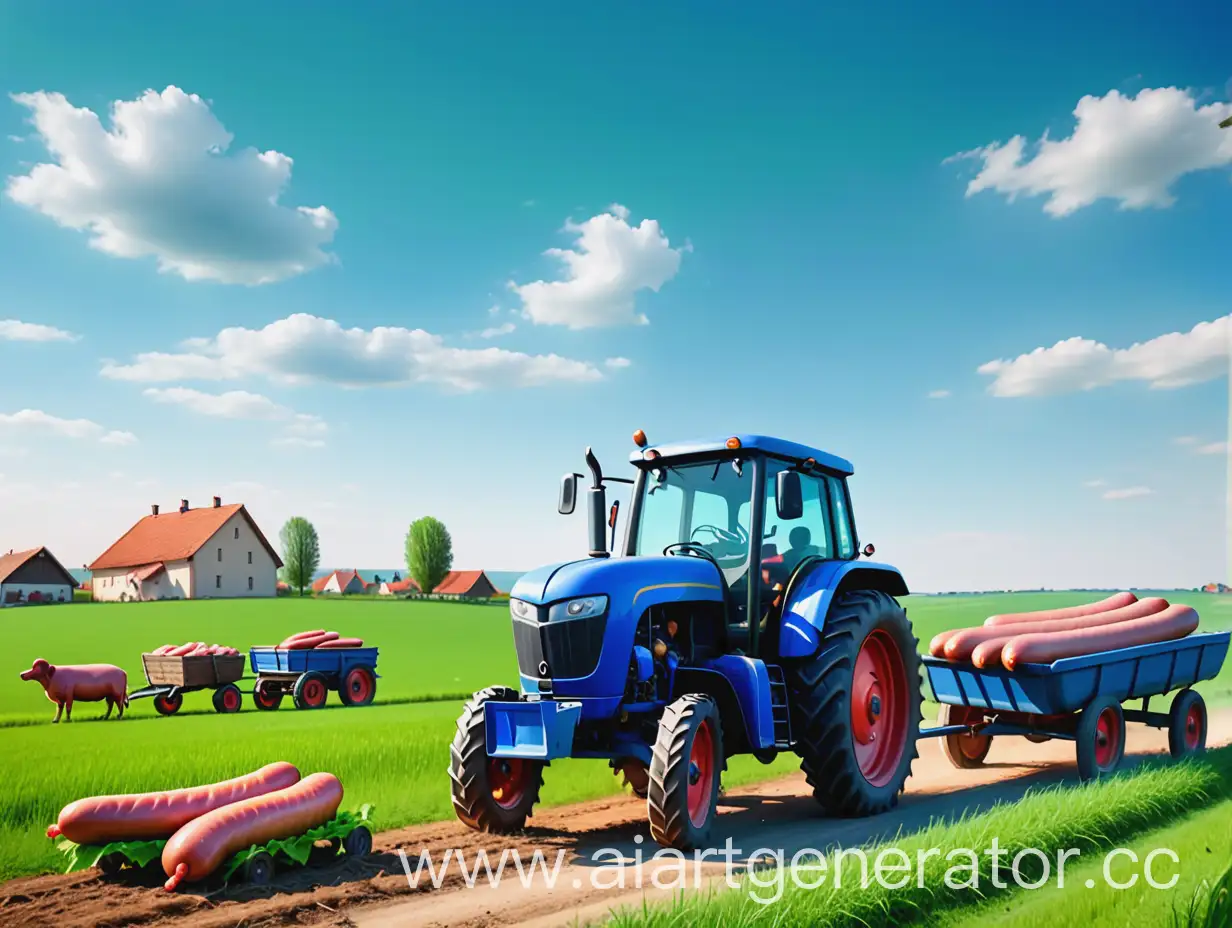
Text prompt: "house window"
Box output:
[[247, 551, 253, 565], [215, 575, 221, 589], [217, 547, 222, 562], [248, 576, 254, 591], [234, 526, 239, 539]]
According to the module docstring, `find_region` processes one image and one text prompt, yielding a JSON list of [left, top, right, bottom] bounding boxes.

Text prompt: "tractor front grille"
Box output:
[[512, 609, 607, 681]]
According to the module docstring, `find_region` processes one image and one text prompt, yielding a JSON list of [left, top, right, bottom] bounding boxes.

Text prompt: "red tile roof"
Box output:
[[89, 504, 283, 571], [0, 546, 79, 587], [434, 570, 490, 596], [313, 569, 366, 593], [386, 577, 420, 593]]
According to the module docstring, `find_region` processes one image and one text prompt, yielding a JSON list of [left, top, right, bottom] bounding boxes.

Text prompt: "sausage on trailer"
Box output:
[[314, 637, 365, 649], [280, 629, 327, 645], [929, 630, 960, 658], [162, 772, 343, 890], [280, 632, 340, 649], [47, 762, 301, 844], [944, 598, 1169, 663], [1001, 604, 1200, 670], [983, 591, 1138, 628]]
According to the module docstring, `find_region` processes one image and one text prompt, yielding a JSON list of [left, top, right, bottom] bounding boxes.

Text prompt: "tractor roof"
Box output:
[[630, 434, 853, 475]]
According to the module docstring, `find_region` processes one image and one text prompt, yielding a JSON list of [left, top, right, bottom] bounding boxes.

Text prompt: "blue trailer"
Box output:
[[248, 646, 379, 710], [919, 631, 1230, 780]]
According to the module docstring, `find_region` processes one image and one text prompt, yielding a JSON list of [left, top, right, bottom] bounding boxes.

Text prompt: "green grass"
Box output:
[[607, 746, 1232, 928], [936, 799, 1232, 928]]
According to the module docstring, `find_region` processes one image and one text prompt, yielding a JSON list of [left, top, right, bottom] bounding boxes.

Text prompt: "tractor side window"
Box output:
[[828, 476, 855, 559], [637, 481, 684, 556], [764, 465, 832, 574]]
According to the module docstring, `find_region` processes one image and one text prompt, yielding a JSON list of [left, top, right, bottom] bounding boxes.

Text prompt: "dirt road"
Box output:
[[3, 710, 1229, 928]]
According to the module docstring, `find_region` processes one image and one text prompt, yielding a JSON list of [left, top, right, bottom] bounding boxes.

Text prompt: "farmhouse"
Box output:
[[379, 577, 420, 596], [0, 547, 78, 606], [312, 569, 369, 595], [433, 570, 499, 599], [89, 498, 282, 602]]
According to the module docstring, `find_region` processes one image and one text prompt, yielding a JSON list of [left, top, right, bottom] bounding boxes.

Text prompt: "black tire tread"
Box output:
[[647, 694, 724, 850], [449, 686, 544, 833]]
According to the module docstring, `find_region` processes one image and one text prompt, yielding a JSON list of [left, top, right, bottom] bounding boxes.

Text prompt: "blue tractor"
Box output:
[[450, 433, 921, 849]]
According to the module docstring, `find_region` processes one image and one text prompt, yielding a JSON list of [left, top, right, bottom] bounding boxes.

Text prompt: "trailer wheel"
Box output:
[[1075, 696, 1125, 781], [1168, 690, 1206, 759], [293, 671, 329, 710], [612, 759, 650, 798], [243, 851, 275, 886], [343, 825, 373, 858], [153, 691, 182, 716], [212, 683, 242, 714], [338, 665, 376, 707], [450, 686, 545, 833], [647, 694, 724, 851], [253, 678, 283, 711], [938, 704, 992, 768], [787, 590, 921, 816]]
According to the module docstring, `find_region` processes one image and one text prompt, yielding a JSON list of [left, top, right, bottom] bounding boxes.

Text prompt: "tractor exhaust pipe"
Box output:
[[584, 447, 609, 559]]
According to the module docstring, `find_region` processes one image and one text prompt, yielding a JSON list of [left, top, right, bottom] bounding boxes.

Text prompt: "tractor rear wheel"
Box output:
[[786, 589, 921, 817], [450, 686, 545, 833], [647, 694, 724, 851]]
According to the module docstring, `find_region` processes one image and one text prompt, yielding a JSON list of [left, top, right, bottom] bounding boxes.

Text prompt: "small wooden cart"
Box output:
[[128, 652, 248, 715]]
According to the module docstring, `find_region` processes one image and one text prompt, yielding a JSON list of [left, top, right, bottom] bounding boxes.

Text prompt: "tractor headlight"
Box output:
[[548, 595, 608, 622], [510, 598, 536, 621]]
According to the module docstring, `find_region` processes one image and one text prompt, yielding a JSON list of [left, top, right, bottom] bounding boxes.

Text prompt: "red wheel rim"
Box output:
[[346, 669, 372, 703], [851, 630, 909, 787], [686, 719, 715, 828], [1094, 707, 1122, 769], [304, 679, 325, 706], [489, 758, 528, 809], [1185, 703, 1203, 750], [256, 684, 277, 707], [223, 688, 240, 711]]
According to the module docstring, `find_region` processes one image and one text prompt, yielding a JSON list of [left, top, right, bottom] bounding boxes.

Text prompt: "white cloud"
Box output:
[[6, 86, 337, 285], [604, 357, 632, 370], [1173, 435, 1199, 446], [271, 435, 326, 449], [1083, 478, 1106, 488], [100, 313, 604, 392], [978, 316, 1229, 397], [0, 319, 78, 342], [949, 87, 1232, 216], [1196, 441, 1229, 455], [1102, 486, 1153, 500], [509, 205, 687, 328], [927, 389, 951, 399], [476, 322, 516, 339], [0, 409, 136, 445], [143, 386, 289, 420]]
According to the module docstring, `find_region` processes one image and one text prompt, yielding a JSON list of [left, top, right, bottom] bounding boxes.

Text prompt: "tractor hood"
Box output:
[[511, 556, 725, 610]]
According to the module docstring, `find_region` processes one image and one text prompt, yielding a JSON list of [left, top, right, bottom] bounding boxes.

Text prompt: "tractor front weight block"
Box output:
[[485, 699, 583, 761]]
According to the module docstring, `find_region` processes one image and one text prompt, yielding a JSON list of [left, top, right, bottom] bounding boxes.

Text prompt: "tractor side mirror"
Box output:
[[862, 543, 876, 558], [558, 473, 577, 515], [775, 470, 803, 521]]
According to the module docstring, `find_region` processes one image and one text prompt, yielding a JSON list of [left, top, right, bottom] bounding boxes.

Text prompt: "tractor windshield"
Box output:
[[633, 459, 754, 586]]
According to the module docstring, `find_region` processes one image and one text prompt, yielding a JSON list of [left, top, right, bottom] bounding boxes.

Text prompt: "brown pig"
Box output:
[[19, 658, 127, 723]]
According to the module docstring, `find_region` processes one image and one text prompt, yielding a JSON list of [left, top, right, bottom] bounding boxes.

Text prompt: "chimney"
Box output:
[[213, 496, 221, 508], [179, 499, 189, 513], [151, 504, 160, 516]]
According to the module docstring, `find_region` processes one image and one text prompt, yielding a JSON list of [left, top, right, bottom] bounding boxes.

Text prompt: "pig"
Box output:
[[19, 658, 127, 723]]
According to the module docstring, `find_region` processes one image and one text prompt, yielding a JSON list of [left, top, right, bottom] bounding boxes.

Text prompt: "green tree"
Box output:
[[279, 517, 321, 596], [405, 516, 453, 594]]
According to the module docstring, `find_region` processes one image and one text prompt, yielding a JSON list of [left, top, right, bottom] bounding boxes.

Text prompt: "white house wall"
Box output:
[[196, 512, 278, 598]]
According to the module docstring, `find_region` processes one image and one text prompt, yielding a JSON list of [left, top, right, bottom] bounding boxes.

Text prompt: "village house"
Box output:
[[0, 546, 78, 606], [378, 577, 420, 596], [433, 570, 499, 599], [89, 498, 282, 601], [312, 569, 369, 595]]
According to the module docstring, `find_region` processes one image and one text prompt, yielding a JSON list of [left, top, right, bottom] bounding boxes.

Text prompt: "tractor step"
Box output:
[[767, 664, 793, 749]]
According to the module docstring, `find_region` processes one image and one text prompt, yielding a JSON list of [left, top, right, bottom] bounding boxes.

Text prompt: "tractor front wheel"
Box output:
[[787, 589, 921, 817], [450, 686, 545, 833], [647, 694, 724, 851]]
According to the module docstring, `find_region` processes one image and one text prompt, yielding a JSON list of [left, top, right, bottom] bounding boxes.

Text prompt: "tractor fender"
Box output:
[[672, 659, 775, 754], [778, 560, 909, 660]]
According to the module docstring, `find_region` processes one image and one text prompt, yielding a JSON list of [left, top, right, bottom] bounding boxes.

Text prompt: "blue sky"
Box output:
[[0, 2, 1228, 591]]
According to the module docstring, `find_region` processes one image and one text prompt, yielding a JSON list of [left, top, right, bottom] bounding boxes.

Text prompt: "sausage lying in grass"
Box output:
[[982, 591, 1138, 628], [1001, 604, 1199, 670], [47, 762, 301, 845], [162, 772, 343, 890], [944, 598, 1169, 663]]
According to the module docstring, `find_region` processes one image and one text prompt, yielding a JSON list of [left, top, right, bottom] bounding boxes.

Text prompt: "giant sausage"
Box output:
[[943, 598, 1169, 662], [47, 762, 301, 844], [1001, 604, 1199, 670], [281, 629, 327, 644], [314, 637, 365, 649], [162, 772, 343, 890], [280, 632, 340, 649], [983, 591, 1138, 628]]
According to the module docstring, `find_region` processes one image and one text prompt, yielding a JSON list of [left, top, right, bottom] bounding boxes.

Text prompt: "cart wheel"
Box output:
[[343, 825, 373, 858], [293, 671, 329, 710], [97, 852, 125, 876], [1075, 696, 1125, 781], [1168, 690, 1206, 759], [153, 691, 183, 716], [212, 683, 242, 714], [252, 678, 283, 711], [243, 851, 275, 886], [938, 704, 992, 769], [338, 665, 377, 707]]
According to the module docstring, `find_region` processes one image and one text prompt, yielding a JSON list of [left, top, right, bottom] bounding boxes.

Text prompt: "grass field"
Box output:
[[1, 591, 1228, 882]]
